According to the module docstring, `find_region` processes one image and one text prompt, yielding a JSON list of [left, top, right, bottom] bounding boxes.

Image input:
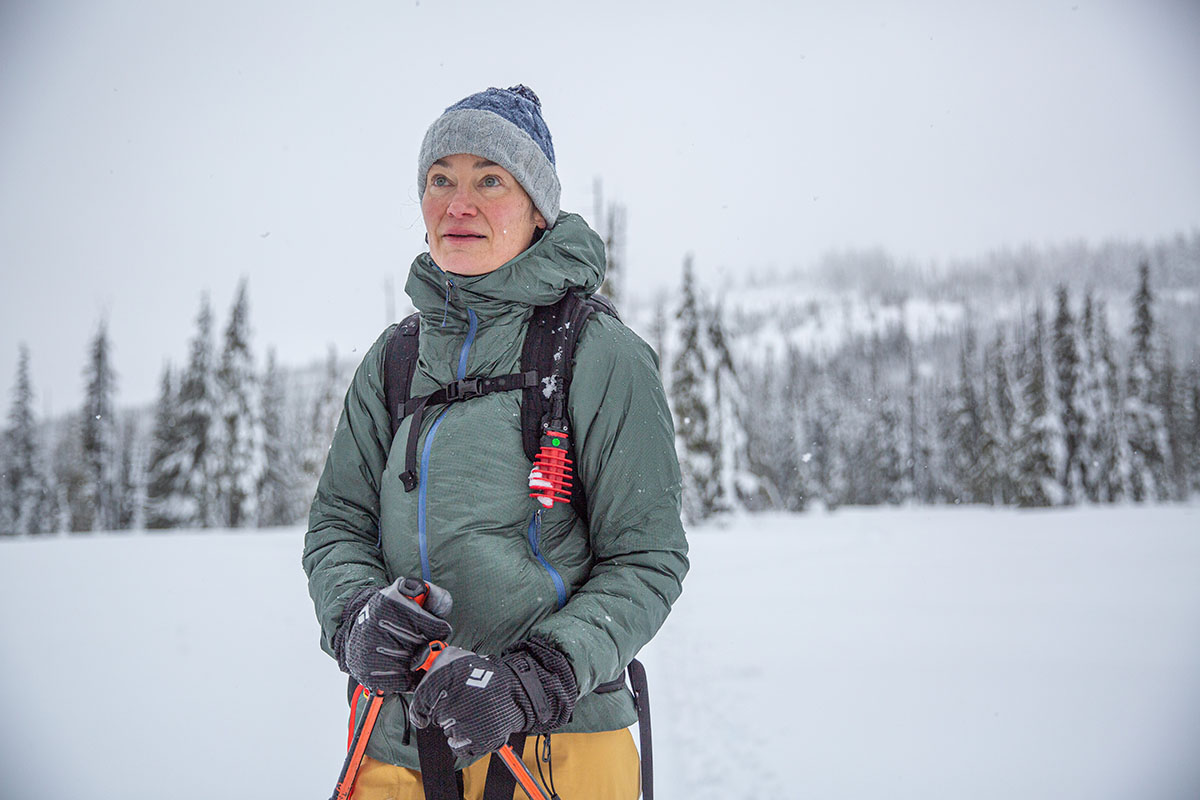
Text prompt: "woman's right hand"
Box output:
[[335, 577, 453, 693]]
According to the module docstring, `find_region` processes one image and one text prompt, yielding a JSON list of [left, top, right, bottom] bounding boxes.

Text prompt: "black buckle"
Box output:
[[444, 378, 480, 401]]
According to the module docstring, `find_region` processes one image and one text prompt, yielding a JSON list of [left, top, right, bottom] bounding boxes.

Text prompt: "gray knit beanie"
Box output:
[[417, 85, 560, 227]]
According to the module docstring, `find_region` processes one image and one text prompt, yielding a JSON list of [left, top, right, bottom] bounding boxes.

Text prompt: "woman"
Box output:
[[303, 85, 688, 800]]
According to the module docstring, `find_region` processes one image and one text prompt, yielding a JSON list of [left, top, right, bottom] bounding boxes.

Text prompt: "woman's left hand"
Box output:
[[408, 639, 578, 759]]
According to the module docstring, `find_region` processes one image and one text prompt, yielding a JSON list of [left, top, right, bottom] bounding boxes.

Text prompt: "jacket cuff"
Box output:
[[332, 586, 378, 674], [502, 636, 579, 732]]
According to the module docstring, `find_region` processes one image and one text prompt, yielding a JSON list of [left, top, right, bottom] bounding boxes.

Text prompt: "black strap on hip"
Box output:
[[416, 726, 465, 800], [627, 659, 653, 800], [593, 659, 653, 799], [417, 730, 528, 800]]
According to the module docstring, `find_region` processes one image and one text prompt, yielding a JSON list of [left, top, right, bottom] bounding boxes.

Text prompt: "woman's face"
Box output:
[[422, 153, 546, 276]]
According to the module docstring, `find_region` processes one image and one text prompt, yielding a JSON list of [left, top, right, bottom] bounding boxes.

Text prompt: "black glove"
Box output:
[[334, 577, 453, 694], [408, 638, 578, 760]]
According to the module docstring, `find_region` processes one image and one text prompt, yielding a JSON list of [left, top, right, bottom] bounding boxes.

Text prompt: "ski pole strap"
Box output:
[[480, 733, 527, 800], [416, 726, 466, 800]]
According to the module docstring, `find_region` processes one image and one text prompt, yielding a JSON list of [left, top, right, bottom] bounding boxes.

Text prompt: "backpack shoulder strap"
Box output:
[[383, 312, 421, 440], [520, 292, 619, 522]]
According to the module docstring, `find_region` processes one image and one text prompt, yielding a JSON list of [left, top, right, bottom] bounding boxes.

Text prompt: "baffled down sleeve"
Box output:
[[302, 326, 396, 658]]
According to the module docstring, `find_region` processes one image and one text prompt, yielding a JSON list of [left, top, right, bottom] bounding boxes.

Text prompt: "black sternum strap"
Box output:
[[398, 371, 538, 492]]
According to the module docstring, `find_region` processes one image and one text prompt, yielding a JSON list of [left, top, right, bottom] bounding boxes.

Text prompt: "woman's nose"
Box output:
[[446, 186, 476, 217]]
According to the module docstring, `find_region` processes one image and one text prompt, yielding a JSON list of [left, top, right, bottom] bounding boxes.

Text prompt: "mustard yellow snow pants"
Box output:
[[350, 728, 640, 800]]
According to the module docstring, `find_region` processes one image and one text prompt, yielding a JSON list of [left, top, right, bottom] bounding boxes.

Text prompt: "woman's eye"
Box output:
[[430, 175, 449, 187], [481, 175, 501, 188]]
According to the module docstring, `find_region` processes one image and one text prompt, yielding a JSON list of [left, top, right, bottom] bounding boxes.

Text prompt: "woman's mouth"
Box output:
[[443, 230, 486, 242]]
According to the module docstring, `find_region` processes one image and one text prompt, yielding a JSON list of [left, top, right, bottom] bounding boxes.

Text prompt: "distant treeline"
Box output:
[[2, 243, 1197, 535], [0, 279, 344, 535], [670, 259, 1198, 519]]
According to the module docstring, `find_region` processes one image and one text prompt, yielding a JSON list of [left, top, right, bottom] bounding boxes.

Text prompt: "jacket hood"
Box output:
[[404, 212, 605, 326]]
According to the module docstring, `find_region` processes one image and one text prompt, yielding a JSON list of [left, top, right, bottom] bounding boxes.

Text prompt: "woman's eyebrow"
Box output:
[[474, 159, 498, 169]]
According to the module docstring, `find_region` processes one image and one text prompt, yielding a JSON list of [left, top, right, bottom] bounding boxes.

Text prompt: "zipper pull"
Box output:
[[441, 278, 454, 327]]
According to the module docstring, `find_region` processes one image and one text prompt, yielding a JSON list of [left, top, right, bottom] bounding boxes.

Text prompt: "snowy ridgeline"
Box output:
[[1, 505, 1198, 800]]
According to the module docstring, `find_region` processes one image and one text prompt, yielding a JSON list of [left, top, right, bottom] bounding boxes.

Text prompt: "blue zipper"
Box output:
[[417, 307, 478, 581], [417, 413, 446, 582], [528, 510, 567, 609], [457, 309, 477, 379]]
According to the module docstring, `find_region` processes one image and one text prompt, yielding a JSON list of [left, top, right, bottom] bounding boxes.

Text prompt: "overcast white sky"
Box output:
[[2, 0, 1198, 412]]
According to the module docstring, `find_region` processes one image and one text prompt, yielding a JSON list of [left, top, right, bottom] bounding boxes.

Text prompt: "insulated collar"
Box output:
[[404, 212, 605, 328]]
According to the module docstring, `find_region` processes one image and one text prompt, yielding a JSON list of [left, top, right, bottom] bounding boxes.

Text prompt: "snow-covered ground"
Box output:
[[1, 506, 1197, 800]]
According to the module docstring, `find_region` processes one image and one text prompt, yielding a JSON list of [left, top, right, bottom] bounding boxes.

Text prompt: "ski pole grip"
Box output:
[[400, 578, 450, 673], [397, 576, 430, 607], [413, 640, 447, 673]]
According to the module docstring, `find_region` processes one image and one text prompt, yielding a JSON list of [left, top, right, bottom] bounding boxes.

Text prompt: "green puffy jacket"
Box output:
[[302, 213, 689, 769]]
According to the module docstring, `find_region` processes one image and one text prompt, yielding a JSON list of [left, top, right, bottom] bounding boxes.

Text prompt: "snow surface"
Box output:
[[1, 506, 1198, 799]]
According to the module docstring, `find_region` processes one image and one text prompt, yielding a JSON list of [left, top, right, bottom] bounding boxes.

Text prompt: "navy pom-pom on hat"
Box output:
[[418, 85, 561, 227]]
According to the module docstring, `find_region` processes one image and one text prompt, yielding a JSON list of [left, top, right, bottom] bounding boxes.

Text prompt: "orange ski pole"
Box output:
[[331, 688, 384, 800], [329, 578, 433, 800]]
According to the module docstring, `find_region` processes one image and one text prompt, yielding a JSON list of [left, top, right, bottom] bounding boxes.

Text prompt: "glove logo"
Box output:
[[465, 667, 494, 689], [356, 606, 370, 625]]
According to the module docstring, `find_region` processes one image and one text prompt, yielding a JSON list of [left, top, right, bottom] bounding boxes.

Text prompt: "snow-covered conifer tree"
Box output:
[[592, 179, 626, 307], [178, 295, 220, 527], [807, 378, 849, 509], [80, 320, 120, 531], [258, 349, 304, 526], [1094, 301, 1132, 501], [301, 345, 345, 504], [1076, 294, 1105, 502], [783, 348, 820, 510], [874, 392, 910, 505], [1157, 335, 1188, 501], [215, 280, 264, 527], [1014, 305, 1065, 507], [117, 415, 148, 530], [4, 345, 52, 535], [650, 292, 669, 377], [1188, 366, 1200, 497], [50, 420, 86, 532], [706, 300, 759, 512], [1124, 261, 1169, 501], [944, 327, 984, 503], [981, 333, 1018, 504], [930, 382, 957, 504], [145, 365, 191, 528], [669, 256, 719, 522], [1052, 286, 1084, 502], [741, 351, 787, 509], [0, 437, 11, 535], [905, 340, 936, 504]]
